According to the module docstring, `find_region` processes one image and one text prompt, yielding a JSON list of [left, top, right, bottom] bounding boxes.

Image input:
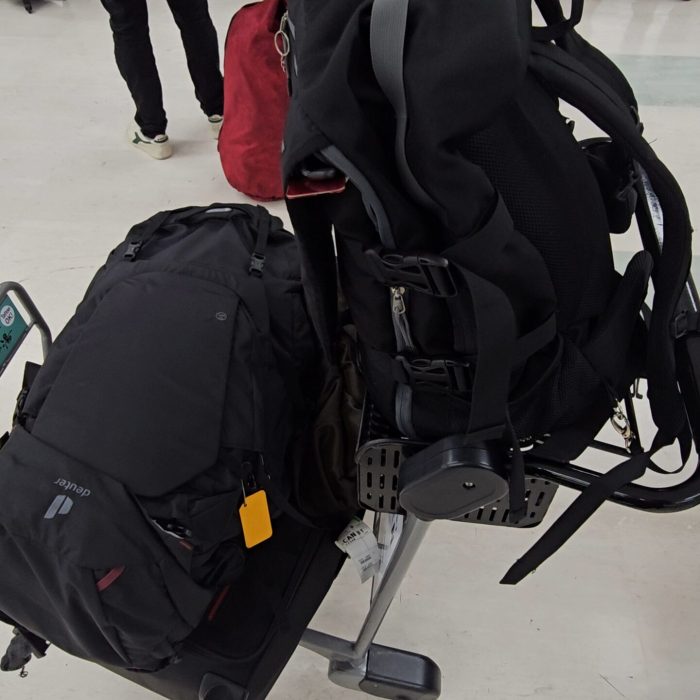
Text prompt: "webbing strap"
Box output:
[[533, 0, 565, 25], [249, 206, 272, 277], [238, 209, 272, 336], [502, 448, 650, 585], [449, 262, 527, 518], [369, 0, 435, 209], [514, 315, 557, 364], [502, 427, 692, 585], [532, 0, 584, 41], [448, 263, 516, 440]]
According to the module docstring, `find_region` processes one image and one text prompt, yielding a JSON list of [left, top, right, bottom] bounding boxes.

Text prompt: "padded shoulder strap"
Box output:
[[530, 42, 693, 445], [532, 1, 637, 107], [501, 44, 694, 585], [285, 196, 338, 364]]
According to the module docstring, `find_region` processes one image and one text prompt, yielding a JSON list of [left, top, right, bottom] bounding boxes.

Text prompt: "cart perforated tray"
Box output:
[[355, 402, 558, 527]]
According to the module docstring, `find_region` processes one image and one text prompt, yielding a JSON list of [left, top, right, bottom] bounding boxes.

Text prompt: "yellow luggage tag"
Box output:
[[239, 487, 273, 549]]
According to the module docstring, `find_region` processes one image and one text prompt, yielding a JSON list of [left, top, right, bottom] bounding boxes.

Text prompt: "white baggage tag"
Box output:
[[335, 517, 380, 583]]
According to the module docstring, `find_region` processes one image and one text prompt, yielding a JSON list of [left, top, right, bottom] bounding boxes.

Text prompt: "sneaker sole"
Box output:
[[127, 126, 173, 160], [209, 120, 223, 140]]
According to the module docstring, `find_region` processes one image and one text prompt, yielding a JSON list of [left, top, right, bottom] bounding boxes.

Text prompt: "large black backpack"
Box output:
[[0, 204, 320, 672], [282, 0, 694, 580]]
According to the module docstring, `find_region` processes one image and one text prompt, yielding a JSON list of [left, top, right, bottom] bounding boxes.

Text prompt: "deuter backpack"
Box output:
[[282, 0, 694, 581], [0, 204, 320, 672]]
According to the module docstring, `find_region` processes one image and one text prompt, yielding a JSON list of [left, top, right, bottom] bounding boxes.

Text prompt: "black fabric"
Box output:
[[110, 514, 346, 700], [100, 0, 223, 136], [530, 42, 693, 447], [282, 1, 623, 453], [1, 633, 34, 672], [499, 42, 693, 583], [282, 0, 693, 577], [0, 205, 324, 673], [0, 611, 49, 673]]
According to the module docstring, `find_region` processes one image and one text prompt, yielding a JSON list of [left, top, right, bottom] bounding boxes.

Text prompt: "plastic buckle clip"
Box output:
[[366, 249, 457, 297], [123, 241, 142, 261], [396, 356, 472, 394], [615, 165, 640, 211], [249, 253, 266, 277]]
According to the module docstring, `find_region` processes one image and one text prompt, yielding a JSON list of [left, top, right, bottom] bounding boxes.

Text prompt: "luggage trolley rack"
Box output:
[[299, 277, 700, 699], [299, 404, 560, 700], [0, 282, 51, 380]]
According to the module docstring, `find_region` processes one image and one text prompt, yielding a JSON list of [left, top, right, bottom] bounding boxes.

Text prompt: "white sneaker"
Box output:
[[127, 122, 173, 160], [208, 114, 223, 139]]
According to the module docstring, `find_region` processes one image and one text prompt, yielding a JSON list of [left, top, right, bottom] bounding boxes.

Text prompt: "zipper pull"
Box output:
[[610, 401, 635, 452], [391, 286, 407, 315], [390, 286, 415, 352]]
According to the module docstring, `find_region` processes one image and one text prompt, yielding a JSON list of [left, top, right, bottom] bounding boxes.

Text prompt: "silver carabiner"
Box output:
[[610, 402, 635, 452], [274, 12, 291, 75]]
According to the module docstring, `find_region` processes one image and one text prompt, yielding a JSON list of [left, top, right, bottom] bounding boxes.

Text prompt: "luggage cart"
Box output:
[[300, 318, 700, 700], [4, 259, 700, 700], [295, 181, 700, 698]]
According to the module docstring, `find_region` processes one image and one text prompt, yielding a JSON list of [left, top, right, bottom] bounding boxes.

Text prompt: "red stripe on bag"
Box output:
[[96, 566, 126, 592], [207, 584, 232, 622]]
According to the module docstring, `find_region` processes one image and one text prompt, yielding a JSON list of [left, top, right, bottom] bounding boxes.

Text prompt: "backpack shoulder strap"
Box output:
[[532, 0, 637, 106], [530, 41, 692, 446], [532, 0, 583, 42], [501, 43, 694, 584]]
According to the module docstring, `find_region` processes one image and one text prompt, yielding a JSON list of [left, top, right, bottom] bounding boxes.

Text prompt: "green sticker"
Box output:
[[0, 297, 30, 374]]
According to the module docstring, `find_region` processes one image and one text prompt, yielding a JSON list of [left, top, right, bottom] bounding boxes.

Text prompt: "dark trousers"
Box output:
[[101, 0, 224, 137]]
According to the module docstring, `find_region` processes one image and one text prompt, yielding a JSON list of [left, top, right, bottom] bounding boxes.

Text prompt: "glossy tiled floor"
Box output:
[[1, 1, 699, 699]]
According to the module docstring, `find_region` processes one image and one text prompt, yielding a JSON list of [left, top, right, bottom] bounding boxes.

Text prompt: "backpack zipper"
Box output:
[[391, 286, 415, 352], [390, 286, 417, 436]]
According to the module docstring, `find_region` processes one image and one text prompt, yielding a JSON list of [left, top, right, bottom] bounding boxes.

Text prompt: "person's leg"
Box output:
[[165, 0, 224, 118], [100, 0, 167, 137]]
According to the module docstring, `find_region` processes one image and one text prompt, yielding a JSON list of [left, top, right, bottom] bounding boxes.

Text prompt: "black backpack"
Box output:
[[282, 0, 693, 580], [0, 204, 319, 672]]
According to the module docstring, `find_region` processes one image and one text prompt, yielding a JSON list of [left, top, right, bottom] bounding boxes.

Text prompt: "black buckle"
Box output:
[[630, 105, 644, 134], [248, 253, 266, 277], [123, 241, 142, 261], [396, 356, 472, 394], [366, 249, 457, 297], [615, 165, 640, 210]]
